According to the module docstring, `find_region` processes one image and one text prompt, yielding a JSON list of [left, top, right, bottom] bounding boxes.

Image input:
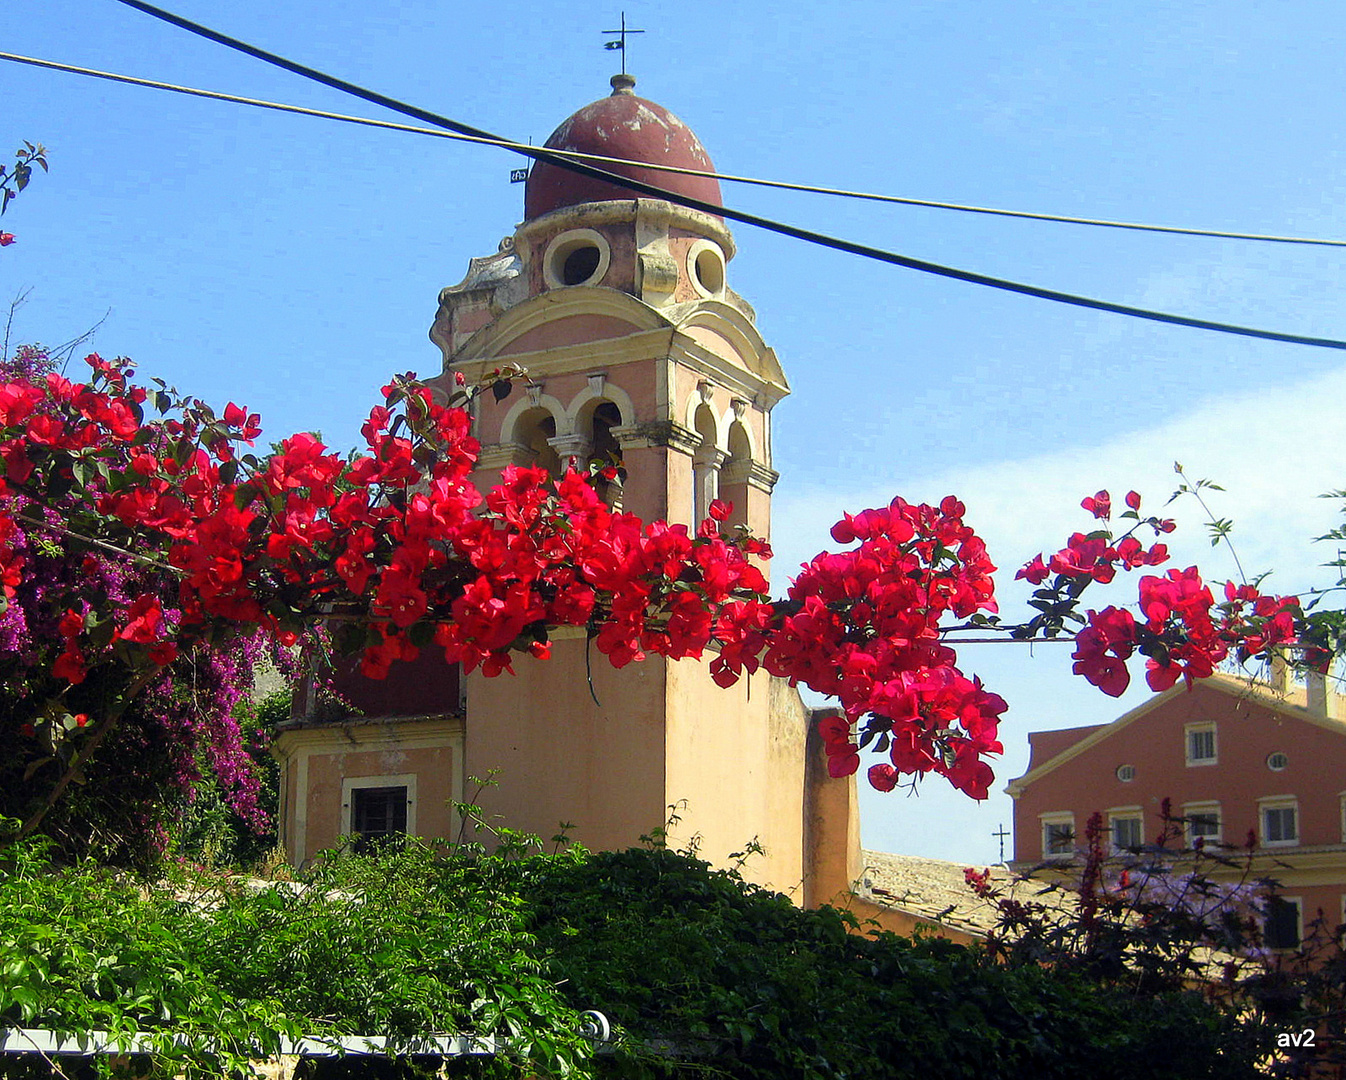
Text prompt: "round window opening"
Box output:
[[1116, 764, 1136, 782], [1267, 751, 1289, 771], [562, 244, 602, 286], [693, 247, 724, 294]]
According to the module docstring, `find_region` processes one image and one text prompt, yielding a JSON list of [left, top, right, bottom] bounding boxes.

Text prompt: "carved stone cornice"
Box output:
[[475, 442, 534, 471], [613, 420, 702, 455], [721, 459, 780, 492]]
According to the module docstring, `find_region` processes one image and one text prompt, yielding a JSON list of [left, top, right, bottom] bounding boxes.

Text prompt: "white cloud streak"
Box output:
[[770, 363, 1346, 865]]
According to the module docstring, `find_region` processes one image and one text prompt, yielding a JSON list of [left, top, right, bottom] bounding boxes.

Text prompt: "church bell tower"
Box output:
[[427, 75, 805, 891]]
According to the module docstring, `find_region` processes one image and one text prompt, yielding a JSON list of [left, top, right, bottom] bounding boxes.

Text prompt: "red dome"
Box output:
[[524, 76, 723, 220]]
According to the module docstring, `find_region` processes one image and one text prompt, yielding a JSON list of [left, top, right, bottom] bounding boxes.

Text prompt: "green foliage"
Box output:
[[0, 143, 46, 217], [517, 845, 1266, 1080], [0, 829, 298, 1079], [0, 829, 1270, 1079], [169, 691, 287, 871]]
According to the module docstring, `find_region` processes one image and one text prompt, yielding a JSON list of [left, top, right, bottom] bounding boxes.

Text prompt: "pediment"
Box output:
[[1006, 673, 1346, 796], [671, 301, 789, 394], [452, 288, 672, 364]]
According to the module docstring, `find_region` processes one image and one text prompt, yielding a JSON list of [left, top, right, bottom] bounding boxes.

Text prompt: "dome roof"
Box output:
[[523, 75, 723, 221]]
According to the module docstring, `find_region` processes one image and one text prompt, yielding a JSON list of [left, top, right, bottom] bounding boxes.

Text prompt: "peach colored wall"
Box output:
[[803, 710, 862, 909], [1014, 686, 1346, 862], [464, 641, 810, 897], [663, 662, 807, 895], [844, 896, 983, 945], [301, 744, 458, 858], [464, 637, 669, 852]]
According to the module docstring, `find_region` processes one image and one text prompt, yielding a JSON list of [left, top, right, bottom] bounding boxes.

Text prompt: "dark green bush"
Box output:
[[0, 834, 1273, 1079]]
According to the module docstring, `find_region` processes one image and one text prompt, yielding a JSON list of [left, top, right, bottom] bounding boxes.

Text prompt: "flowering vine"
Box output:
[[1014, 487, 1302, 699], [0, 352, 1325, 849]]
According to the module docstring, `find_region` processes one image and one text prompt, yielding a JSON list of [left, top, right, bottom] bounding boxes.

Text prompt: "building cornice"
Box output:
[[273, 715, 465, 757]]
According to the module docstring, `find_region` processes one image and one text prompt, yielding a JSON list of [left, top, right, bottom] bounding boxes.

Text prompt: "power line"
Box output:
[[58, 3, 1346, 349], [7, 49, 1346, 252]]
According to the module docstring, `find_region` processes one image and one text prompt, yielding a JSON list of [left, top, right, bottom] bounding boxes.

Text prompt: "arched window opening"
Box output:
[[691, 402, 722, 526], [588, 400, 626, 509], [515, 408, 562, 476], [720, 421, 753, 530]]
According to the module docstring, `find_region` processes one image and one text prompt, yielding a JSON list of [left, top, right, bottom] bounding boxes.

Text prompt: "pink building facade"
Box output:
[[1008, 671, 1346, 949]]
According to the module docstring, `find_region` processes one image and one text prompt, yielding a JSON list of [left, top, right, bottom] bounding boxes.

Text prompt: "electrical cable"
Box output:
[[5, 49, 1345, 251], [75, 3, 1346, 348]]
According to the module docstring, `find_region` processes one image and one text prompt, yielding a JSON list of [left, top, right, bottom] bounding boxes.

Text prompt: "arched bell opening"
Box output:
[[719, 421, 753, 532], [691, 401, 724, 527], [513, 407, 562, 477], [581, 399, 626, 509]]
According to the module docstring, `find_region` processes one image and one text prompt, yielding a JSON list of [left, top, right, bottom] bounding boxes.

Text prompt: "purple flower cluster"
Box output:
[[1, 345, 272, 861]]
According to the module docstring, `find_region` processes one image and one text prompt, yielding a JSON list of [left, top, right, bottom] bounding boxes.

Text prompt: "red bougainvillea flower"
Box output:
[[117, 595, 164, 643], [1072, 607, 1138, 697], [1015, 553, 1050, 584], [52, 647, 87, 685], [1080, 490, 1111, 520], [868, 763, 899, 792], [0, 233, 14, 247]]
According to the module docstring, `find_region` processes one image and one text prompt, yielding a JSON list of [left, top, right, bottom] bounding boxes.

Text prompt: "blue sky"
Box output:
[[4, 0, 1346, 865]]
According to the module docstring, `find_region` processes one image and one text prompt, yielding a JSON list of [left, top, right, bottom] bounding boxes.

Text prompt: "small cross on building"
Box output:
[[993, 824, 1011, 864], [602, 12, 646, 76]]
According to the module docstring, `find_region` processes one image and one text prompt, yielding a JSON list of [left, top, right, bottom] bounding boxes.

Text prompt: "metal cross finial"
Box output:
[[993, 824, 1011, 864], [602, 12, 646, 76]]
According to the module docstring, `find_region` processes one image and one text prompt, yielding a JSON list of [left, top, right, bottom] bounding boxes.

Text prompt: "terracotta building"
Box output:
[[1007, 669, 1346, 949], [271, 75, 912, 920]]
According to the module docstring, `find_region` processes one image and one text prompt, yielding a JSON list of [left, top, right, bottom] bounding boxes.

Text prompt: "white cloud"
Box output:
[[771, 363, 1346, 865]]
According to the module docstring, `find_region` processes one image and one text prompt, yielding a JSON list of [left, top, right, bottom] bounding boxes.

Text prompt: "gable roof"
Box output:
[[1005, 672, 1346, 798]]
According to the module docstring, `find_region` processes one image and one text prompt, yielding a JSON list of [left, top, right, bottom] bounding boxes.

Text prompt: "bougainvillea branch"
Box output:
[[0, 353, 1325, 846], [1012, 488, 1303, 698]]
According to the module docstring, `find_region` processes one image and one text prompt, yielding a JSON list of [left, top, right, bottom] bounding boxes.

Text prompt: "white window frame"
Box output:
[[1184, 721, 1217, 766], [1259, 796, 1299, 847], [341, 773, 418, 840], [1041, 812, 1076, 860], [1263, 895, 1303, 952], [1108, 807, 1144, 854], [1182, 801, 1222, 847]]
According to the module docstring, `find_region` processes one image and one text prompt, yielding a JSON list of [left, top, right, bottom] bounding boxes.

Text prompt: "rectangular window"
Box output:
[[1264, 804, 1298, 845], [351, 785, 408, 852], [1042, 814, 1075, 859], [1264, 896, 1302, 950], [1180, 800, 1222, 847], [1185, 723, 1217, 765], [1111, 815, 1143, 852]]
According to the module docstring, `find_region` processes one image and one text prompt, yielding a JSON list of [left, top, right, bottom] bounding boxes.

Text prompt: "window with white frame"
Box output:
[[1263, 895, 1302, 951], [1109, 810, 1143, 852], [1185, 722, 1217, 766], [342, 773, 416, 853], [1183, 802, 1222, 846], [1041, 813, 1075, 859], [1260, 798, 1299, 846]]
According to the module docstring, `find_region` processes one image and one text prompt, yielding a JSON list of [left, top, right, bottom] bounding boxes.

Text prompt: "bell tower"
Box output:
[[428, 75, 806, 891]]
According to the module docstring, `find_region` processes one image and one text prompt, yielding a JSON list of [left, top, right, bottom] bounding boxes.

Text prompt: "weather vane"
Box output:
[[602, 13, 645, 76]]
